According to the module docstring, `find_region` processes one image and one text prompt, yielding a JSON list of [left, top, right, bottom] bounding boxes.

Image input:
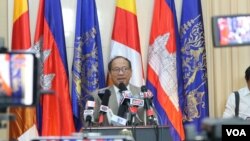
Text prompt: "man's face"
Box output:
[[109, 57, 132, 87]]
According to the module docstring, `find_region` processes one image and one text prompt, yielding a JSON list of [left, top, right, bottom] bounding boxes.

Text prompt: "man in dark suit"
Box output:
[[93, 56, 144, 126]]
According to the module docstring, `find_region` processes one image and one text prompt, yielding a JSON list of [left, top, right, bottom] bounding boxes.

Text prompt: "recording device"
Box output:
[[111, 114, 128, 126], [140, 86, 157, 125], [212, 14, 250, 47], [84, 96, 95, 126], [98, 89, 111, 125], [0, 51, 39, 107], [185, 117, 250, 141], [107, 108, 127, 126]]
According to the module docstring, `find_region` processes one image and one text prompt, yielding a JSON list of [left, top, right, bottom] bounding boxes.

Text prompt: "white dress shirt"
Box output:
[[223, 86, 250, 120], [113, 85, 131, 105]]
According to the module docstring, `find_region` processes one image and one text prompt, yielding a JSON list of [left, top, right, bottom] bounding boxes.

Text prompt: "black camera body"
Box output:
[[185, 117, 250, 141]]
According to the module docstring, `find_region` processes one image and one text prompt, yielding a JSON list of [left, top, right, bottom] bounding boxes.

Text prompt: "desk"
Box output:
[[81, 125, 172, 141]]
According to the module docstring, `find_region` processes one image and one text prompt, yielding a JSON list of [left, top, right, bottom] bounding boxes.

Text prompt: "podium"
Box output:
[[81, 125, 172, 141]]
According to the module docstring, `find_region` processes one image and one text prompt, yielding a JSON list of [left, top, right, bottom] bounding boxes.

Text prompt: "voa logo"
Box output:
[[226, 129, 246, 136]]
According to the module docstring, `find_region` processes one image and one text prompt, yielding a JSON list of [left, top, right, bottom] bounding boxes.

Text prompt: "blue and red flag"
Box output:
[[71, 0, 106, 131], [146, 0, 185, 141], [179, 0, 209, 133], [34, 0, 75, 136]]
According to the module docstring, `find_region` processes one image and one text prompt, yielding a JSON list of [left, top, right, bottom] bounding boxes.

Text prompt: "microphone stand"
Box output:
[[127, 106, 141, 141], [127, 107, 137, 126], [85, 118, 93, 132]]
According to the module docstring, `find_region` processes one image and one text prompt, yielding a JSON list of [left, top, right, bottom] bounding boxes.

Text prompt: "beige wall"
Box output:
[[203, 0, 250, 117], [1, 0, 250, 139], [0, 0, 8, 47]]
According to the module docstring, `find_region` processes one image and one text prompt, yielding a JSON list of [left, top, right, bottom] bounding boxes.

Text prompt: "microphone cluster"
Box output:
[[83, 83, 158, 127], [98, 88, 128, 126], [118, 83, 145, 126]]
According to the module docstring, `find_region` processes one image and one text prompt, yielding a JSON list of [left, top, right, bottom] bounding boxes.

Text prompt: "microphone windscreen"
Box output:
[[141, 85, 147, 92], [118, 83, 127, 91], [101, 89, 111, 106]]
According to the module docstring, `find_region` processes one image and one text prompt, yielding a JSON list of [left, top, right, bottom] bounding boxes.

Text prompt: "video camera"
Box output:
[[185, 117, 250, 141], [0, 50, 40, 107]]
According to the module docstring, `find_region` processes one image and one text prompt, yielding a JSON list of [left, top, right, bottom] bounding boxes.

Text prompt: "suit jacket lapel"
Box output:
[[108, 86, 119, 115], [129, 84, 140, 96]]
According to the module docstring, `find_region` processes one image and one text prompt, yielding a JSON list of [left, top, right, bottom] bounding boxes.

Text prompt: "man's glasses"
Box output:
[[111, 66, 130, 74]]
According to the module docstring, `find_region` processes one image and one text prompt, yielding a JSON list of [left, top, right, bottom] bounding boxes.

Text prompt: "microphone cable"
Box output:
[[131, 111, 144, 141], [131, 119, 137, 141], [153, 122, 159, 141], [151, 103, 164, 141]]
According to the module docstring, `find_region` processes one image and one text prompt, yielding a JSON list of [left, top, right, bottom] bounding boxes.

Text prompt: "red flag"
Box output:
[[34, 0, 75, 135], [9, 0, 38, 140], [109, 0, 144, 87], [146, 0, 185, 141]]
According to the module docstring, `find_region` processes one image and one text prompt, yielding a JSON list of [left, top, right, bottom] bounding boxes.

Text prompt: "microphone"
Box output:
[[118, 83, 132, 105], [117, 83, 131, 118], [118, 82, 127, 92], [84, 95, 95, 126], [127, 95, 144, 126], [141, 85, 157, 125], [128, 96, 144, 125], [98, 89, 111, 125]]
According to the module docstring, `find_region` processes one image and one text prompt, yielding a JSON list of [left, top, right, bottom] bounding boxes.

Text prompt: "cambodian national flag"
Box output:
[[146, 0, 185, 141], [179, 0, 209, 133], [34, 0, 75, 136], [71, 0, 106, 131]]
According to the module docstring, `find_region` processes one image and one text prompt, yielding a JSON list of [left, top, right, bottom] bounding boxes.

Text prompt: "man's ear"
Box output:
[[108, 71, 112, 76]]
